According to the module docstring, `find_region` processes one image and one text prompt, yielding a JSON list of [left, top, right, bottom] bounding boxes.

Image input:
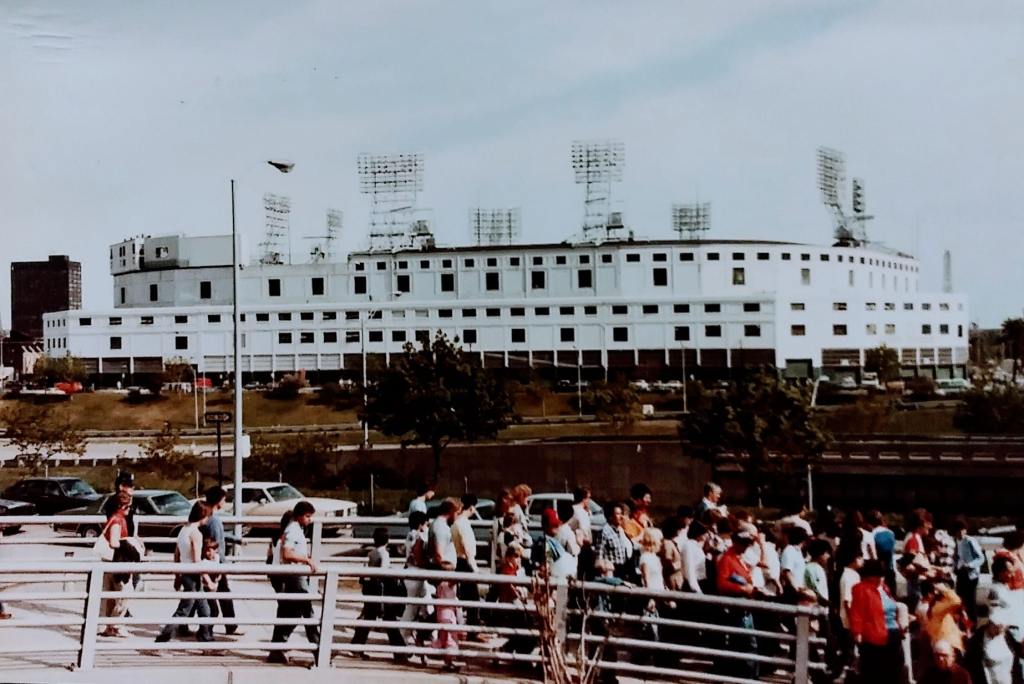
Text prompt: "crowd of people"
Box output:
[[77, 471, 1024, 682]]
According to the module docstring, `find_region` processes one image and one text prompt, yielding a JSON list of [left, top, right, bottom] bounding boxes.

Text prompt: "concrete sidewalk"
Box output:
[[0, 663, 523, 684]]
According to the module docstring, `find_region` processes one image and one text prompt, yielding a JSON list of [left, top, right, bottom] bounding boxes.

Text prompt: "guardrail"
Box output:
[[0, 561, 824, 683]]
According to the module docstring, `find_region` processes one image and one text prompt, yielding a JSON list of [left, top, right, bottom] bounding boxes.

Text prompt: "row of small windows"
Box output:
[[85, 301, 768, 329], [795, 323, 965, 337], [350, 251, 918, 272]]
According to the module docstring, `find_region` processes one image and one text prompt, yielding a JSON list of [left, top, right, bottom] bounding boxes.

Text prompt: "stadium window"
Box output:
[[732, 252, 745, 261], [673, 304, 690, 313], [642, 304, 659, 315], [791, 325, 806, 336], [532, 256, 544, 265], [577, 269, 593, 288], [801, 268, 811, 286], [110, 336, 122, 350], [679, 252, 694, 262], [743, 303, 760, 312], [376, 261, 387, 271], [109, 317, 123, 326], [511, 307, 525, 317], [611, 305, 628, 315], [396, 274, 410, 293], [200, 281, 212, 299], [833, 325, 847, 336], [707, 252, 720, 261], [278, 332, 292, 344], [300, 312, 314, 321], [486, 257, 498, 267], [322, 311, 337, 321], [612, 327, 629, 342], [511, 328, 526, 343], [462, 329, 477, 344], [354, 276, 366, 294], [584, 305, 597, 315], [323, 331, 338, 343], [440, 273, 455, 292], [486, 308, 501, 317], [653, 253, 667, 262], [79, 317, 91, 326], [744, 325, 761, 337], [269, 279, 281, 297], [300, 332, 314, 344], [392, 330, 407, 342], [704, 303, 720, 313], [141, 316, 154, 325], [674, 326, 690, 341], [278, 312, 292, 321], [559, 306, 574, 316], [462, 308, 477, 318], [149, 283, 158, 302], [531, 271, 546, 289], [439, 309, 453, 318], [757, 252, 769, 261], [560, 328, 575, 343], [922, 324, 932, 334], [626, 253, 640, 263], [485, 272, 500, 291], [207, 314, 221, 323], [732, 267, 746, 285], [534, 307, 550, 316], [311, 277, 325, 295], [368, 330, 383, 342], [601, 253, 613, 264], [705, 325, 722, 338], [345, 331, 360, 343], [653, 268, 668, 287]]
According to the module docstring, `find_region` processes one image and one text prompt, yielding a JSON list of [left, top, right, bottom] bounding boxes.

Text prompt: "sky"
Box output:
[[2, 1, 1022, 327]]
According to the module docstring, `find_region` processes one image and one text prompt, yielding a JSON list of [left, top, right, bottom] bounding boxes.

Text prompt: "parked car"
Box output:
[[55, 489, 193, 541], [0, 497, 36, 534], [838, 376, 858, 390], [2, 477, 101, 515], [661, 380, 684, 393], [629, 380, 651, 392], [860, 372, 881, 390], [221, 482, 358, 535], [935, 378, 971, 397], [526, 493, 606, 529]]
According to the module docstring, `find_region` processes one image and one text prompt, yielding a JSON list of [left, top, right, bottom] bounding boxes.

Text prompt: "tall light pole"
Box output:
[[232, 160, 293, 541], [681, 342, 688, 414]]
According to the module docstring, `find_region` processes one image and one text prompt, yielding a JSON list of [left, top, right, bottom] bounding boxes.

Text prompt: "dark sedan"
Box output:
[[55, 489, 193, 542], [0, 498, 36, 534], [2, 477, 101, 515]]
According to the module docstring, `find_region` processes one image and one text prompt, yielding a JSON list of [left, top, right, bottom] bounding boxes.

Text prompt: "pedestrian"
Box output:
[[695, 482, 724, 519], [637, 527, 666, 639], [267, 501, 319, 665], [508, 484, 532, 530], [919, 639, 972, 684], [596, 504, 636, 581], [835, 545, 864, 677], [427, 498, 461, 570], [433, 560, 463, 673], [903, 508, 936, 609], [780, 526, 815, 604], [400, 510, 430, 646], [495, 544, 535, 662], [351, 527, 408, 661], [569, 486, 595, 579], [102, 472, 137, 536], [977, 555, 1022, 684], [451, 494, 485, 637], [714, 529, 760, 679], [659, 517, 684, 592], [196, 486, 238, 635], [849, 559, 905, 681], [622, 483, 652, 540], [407, 483, 435, 516], [539, 508, 576, 579], [952, 519, 984, 623], [99, 491, 133, 638], [680, 520, 709, 593], [155, 502, 213, 643], [200, 539, 223, 609], [869, 509, 898, 593], [804, 538, 832, 607]]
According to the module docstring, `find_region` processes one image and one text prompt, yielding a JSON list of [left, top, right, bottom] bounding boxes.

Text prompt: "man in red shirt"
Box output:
[[714, 530, 759, 679]]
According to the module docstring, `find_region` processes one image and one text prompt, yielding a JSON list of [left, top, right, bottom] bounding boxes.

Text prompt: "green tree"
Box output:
[[246, 433, 339, 487], [864, 345, 901, 383], [953, 385, 1024, 434], [583, 380, 641, 432], [680, 369, 830, 504], [1002, 318, 1024, 383], [139, 422, 199, 478], [32, 355, 88, 385], [0, 402, 86, 472], [363, 332, 516, 479]]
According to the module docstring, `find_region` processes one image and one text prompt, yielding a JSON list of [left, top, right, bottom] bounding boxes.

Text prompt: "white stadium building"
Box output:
[[41, 232, 968, 384]]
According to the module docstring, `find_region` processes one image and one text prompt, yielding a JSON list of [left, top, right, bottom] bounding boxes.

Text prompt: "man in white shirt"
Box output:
[[780, 526, 813, 603], [428, 498, 461, 569], [837, 547, 864, 674], [452, 494, 484, 635], [269, 501, 319, 665], [681, 521, 710, 593], [407, 483, 435, 517]]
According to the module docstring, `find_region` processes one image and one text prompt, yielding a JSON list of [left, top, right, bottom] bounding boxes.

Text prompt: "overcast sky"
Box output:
[[2, 1, 1022, 327]]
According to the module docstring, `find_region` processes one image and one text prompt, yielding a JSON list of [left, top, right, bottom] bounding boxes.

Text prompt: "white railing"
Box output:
[[0, 561, 823, 683]]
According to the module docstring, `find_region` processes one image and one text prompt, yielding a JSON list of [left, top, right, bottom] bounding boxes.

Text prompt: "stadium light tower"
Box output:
[[817, 146, 872, 245], [358, 153, 424, 251], [672, 202, 711, 240], [571, 140, 625, 242]]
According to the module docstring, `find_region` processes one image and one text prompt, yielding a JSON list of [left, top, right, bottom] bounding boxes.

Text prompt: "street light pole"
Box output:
[[231, 179, 243, 539], [576, 347, 583, 418], [681, 342, 688, 414], [361, 309, 369, 449]]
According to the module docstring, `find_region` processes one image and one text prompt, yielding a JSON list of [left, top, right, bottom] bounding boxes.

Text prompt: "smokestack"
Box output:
[[942, 250, 953, 293]]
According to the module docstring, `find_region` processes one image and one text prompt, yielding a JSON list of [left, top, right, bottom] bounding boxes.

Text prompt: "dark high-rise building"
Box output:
[[10, 255, 82, 341]]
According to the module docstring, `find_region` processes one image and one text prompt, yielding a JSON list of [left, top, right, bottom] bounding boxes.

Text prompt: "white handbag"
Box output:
[[92, 520, 116, 561]]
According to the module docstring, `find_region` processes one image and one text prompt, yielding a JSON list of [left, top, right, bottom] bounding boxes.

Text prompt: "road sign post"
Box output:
[[204, 411, 232, 486]]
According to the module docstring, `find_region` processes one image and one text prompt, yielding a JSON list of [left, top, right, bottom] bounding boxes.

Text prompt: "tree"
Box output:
[[32, 355, 88, 385], [864, 345, 901, 383], [0, 402, 86, 472], [363, 332, 516, 479], [246, 433, 339, 487], [583, 380, 641, 432], [680, 369, 830, 505], [953, 385, 1024, 434], [1002, 318, 1024, 383], [139, 422, 199, 478]]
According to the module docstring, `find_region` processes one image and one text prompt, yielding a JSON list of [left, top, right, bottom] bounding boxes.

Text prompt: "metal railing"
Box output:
[[0, 560, 824, 683]]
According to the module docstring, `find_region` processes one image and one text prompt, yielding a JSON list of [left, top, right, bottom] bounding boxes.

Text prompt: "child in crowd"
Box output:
[[200, 539, 223, 617]]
